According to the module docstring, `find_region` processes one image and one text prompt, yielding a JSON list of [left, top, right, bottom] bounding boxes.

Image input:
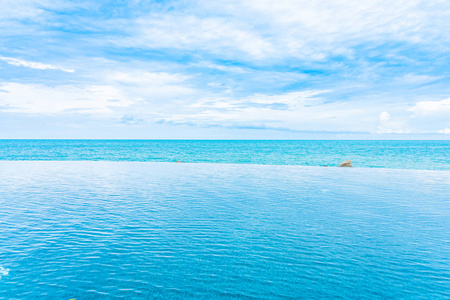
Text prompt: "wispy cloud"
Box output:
[[0, 82, 131, 114], [111, 0, 450, 62], [160, 90, 380, 133], [0, 0, 450, 138], [0, 57, 74, 73]]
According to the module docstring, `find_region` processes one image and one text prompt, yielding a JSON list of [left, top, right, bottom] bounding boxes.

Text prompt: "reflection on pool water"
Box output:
[[0, 162, 449, 299]]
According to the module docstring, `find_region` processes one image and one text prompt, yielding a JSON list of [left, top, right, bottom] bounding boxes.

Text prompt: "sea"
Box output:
[[0, 140, 449, 299], [0, 139, 449, 170]]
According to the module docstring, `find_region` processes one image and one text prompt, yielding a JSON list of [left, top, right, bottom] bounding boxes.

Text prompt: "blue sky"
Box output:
[[1, 0, 450, 139]]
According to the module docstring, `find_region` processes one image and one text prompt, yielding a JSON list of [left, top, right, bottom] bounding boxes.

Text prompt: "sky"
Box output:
[[0, 0, 450, 139]]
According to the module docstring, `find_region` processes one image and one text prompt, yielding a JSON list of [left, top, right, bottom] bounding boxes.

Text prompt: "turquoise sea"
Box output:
[[0, 140, 449, 299], [0, 139, 449, 170]]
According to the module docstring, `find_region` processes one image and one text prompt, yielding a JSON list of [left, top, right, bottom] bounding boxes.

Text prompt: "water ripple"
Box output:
[[0, 162, 449, 299]]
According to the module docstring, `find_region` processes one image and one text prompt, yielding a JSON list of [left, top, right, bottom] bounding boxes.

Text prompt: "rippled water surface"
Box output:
[[1, 139, 449, 170], [0, 162, 449, 299]]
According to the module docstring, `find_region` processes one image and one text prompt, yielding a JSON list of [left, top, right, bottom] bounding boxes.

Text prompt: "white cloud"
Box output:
[[0, 0, 45, 19], [0, 0, 88, 20], [409, 98, 450, 117], [191, 62, 248, 74], [101, 70, 196, 106], [120, 15, 275, 60], [0, 57, 74, 73], [395, 74, 441, 85], [377, 111, 409, 133], [105, 71, 189, 85], [191, 90, 324, 109], [113, 0, 450, 61], [0, 82, 132, 114], [377, 102, 450, 135], [438, 128, 450, 134], [379, 111, 391, 123], [0, 70, 196, 115], [0, 0, 449, 137], [234, 0, 450, 47], [160, 90, 380, 132]]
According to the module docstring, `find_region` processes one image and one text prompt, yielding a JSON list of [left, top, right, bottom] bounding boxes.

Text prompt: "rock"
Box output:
[[338, 160, 352, 167], [323, 165, 328, 167]]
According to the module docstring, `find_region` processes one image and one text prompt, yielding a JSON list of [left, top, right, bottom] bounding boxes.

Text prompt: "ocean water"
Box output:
[[0, 161, 449, 299], [0, 139, 449, 170]]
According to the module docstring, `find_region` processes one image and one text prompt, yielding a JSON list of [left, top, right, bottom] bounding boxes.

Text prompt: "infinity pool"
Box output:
[[0, 162, 449, 299]]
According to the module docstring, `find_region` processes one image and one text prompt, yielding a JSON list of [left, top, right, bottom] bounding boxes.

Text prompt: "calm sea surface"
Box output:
[[0, 139, 449, 170], [0, 161, 449, 299]]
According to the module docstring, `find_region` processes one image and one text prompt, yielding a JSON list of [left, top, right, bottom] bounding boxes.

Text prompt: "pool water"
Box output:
[[0, 161, 449, 299]]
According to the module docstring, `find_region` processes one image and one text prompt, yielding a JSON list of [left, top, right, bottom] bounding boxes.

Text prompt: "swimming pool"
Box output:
[[0, 161, 449, 299]]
